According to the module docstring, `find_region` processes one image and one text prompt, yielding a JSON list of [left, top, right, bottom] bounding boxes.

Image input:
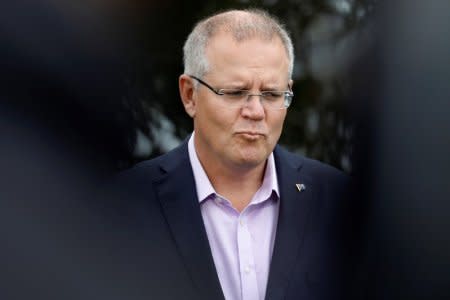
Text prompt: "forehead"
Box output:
[[204, 31, 289, 80]]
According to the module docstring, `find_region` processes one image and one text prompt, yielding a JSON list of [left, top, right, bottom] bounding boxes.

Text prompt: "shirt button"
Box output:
[[239, 219, 245, 226], [244, 266, 251, 274]]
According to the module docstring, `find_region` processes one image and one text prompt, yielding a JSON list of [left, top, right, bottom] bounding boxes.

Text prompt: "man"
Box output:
[[115, 9, 351, 300]]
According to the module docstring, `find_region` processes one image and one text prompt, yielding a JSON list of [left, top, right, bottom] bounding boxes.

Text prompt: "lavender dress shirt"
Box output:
[[188, 133, 280, 300]]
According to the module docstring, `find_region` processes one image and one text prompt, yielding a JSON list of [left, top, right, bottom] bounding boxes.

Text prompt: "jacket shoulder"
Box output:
[[275, 145, 350, 185], [116, 141, 188, 184]]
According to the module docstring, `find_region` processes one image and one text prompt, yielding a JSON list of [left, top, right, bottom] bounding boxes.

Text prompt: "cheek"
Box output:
[[269, 113, 287, 135], [212, 102, 239, 125], [197, 104, 236, 136], [265, 114, 286, 149]]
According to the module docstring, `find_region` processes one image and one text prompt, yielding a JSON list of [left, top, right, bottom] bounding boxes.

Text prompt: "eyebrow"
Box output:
[[220, 81, 249, 90], [261, 85, 283, 91], [222, 85, 286, 91], [225, 81, 285, 91]]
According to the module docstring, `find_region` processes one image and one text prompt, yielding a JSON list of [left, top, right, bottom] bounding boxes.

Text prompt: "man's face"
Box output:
[[186, 31, 290, 171]]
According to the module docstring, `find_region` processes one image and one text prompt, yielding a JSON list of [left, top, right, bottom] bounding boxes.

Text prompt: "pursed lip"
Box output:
[[235, 131, 266, 137]]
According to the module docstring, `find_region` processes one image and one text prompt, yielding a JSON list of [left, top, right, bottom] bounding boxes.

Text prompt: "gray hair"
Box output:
[[183, 9, 294, 81]]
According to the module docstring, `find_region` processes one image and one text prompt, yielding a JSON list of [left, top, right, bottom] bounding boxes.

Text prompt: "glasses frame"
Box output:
[[188, 75, 293, 109]]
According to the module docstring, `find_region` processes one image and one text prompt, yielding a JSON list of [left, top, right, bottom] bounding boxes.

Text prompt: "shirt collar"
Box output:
[[188, 132, 280, 204]]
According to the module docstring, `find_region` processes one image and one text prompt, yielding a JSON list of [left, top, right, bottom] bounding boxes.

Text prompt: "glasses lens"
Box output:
[[283, 92, 293, 109], [219, 89, 249, 107], [218, 90, 293, 109], [260, 91, 286, 109]]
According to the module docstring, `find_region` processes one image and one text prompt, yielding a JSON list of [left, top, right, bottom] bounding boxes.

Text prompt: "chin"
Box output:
[[232, 151, 268, 169]]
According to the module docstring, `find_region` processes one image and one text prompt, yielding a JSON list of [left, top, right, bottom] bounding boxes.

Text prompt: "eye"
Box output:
[[262, 91, 284, 100], [221, 89, 248, 98]]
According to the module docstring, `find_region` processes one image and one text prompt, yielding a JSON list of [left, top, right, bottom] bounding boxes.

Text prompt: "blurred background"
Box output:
[[1, 0, 378, 173], [121, 0, 377, 173]]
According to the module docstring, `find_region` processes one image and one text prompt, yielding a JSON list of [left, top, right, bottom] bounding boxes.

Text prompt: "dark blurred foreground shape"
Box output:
[[0, 0, 146, 299], [351, 1, 450, 299]]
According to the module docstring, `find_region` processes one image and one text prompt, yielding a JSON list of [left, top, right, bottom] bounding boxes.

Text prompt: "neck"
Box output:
[[200, 157, 267, 212]]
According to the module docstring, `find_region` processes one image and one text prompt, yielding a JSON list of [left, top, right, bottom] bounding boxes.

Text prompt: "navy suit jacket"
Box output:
[[110, 140, 352, 300]]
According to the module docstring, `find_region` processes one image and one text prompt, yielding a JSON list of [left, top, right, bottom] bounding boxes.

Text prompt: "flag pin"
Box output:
[[296, 183, 306, 192]]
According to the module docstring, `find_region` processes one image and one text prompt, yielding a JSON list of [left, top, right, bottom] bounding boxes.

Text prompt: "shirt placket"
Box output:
[[237, 214, 259, 300]]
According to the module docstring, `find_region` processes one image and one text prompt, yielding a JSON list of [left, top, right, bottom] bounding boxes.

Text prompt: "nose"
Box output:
[[240, 94, 265, 120]]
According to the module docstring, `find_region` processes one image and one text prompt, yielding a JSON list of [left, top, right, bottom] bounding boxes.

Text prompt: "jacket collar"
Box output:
[[154, 140, 225, 300], [265, 146, 315, 300]]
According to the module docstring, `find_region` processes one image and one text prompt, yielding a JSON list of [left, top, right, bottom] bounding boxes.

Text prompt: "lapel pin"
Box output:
[[296, 183, 306, 192]]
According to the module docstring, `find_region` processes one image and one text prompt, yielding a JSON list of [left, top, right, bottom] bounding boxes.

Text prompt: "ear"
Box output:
[[288, 79, 294, 90], [179, 74, 197, 118]]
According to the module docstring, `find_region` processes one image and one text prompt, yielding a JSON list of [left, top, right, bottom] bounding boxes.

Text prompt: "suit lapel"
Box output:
[[153, 143, 224, 300], [265, 147, 315, 300]]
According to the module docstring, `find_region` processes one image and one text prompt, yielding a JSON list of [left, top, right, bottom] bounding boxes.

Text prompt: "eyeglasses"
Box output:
[[188, 75, 293, 110]]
